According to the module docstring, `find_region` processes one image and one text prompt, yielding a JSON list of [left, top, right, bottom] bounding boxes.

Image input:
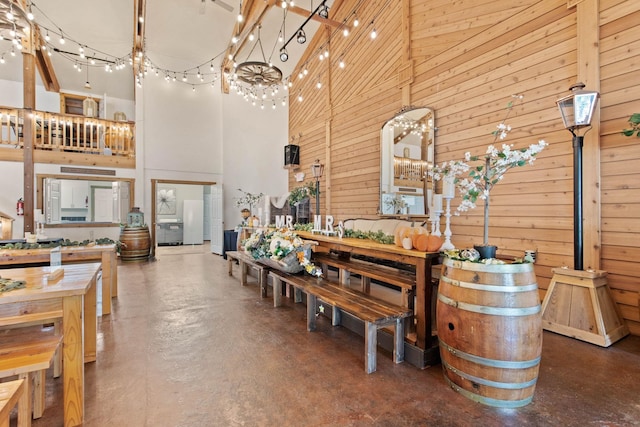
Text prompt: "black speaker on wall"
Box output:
[[284, 144, 300, 168]]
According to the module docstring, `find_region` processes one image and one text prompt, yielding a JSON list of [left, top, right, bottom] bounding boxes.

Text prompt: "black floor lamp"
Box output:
[[556, 82, 600, 271], [541, 83, 629, 347], [311, 159, 324, 214]]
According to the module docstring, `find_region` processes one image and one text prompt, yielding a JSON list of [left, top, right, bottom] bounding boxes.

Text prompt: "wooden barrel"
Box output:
[[119, 226, 151, 262], [436, 257, 542, 408]]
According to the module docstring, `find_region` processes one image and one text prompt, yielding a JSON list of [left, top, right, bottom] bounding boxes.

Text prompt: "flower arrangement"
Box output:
[[431, 94, 547, 249], [384, 194, 407, 214], [235, 188, 264, 214], [242, 228, 322, 277], [288, 182, 317, 206]]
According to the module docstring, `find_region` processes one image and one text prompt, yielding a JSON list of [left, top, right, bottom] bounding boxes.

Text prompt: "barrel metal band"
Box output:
[[443, 375, 534, 408], [439, 339, 541, 369], [441, 359, 538, 390], [440, 274, 539, 293], [437, 293, 541, 316]]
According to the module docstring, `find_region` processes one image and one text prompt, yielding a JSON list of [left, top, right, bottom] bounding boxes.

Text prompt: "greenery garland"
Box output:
[[0, 237, 120, 251]]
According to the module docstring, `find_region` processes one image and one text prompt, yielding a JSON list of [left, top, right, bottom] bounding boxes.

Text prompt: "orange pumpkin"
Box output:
[[414, 234, 430, 251], [426, 235, 443, 252], [411, 227, 429, 248]]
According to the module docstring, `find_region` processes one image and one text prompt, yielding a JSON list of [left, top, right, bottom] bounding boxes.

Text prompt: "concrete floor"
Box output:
[[24, 246, 640, 426]]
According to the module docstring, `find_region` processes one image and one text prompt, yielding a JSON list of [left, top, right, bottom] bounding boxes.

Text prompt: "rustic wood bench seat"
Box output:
[[0, 379, 25, 427], [268, 269, 413, 374], [226, 250, 270, 298], [312, 252, 416, 309], [0, 328, 62, 423]]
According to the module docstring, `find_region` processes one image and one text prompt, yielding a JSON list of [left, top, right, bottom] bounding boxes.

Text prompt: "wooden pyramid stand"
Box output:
[[541, 267, 629, 347]]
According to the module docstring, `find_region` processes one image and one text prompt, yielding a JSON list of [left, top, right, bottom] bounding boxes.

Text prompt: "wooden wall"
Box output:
[[288, 0, 640, 335]]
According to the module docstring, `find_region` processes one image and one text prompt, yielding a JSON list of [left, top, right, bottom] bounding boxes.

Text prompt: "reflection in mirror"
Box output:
[[380, 107, 435, 217], [40, 176, 132, 225]]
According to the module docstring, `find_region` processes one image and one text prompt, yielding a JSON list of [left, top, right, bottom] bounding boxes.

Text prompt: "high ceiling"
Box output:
[[0, 0, 336, 101]]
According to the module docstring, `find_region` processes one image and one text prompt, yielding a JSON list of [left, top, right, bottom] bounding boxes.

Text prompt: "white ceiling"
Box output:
[[0, 0, 330, 101]]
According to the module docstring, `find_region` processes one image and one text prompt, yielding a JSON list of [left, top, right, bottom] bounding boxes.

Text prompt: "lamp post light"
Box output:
[[556, 83, 600, 271], [311, 159, 324, 214]]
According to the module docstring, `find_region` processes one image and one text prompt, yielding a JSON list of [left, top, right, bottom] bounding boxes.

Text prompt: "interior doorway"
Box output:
[[150, 179, 217, 259]]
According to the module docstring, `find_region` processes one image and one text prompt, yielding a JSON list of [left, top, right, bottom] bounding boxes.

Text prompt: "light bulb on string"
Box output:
[[370, 26, 377, 39], [282, 98, 286, 106], [353, 14, 359, 27], [59, 30, 65, 44], [45, 31, 50, 41], [343, 27, 349, 37], [324, 49, 329, 58], [272, 101, 276, 109], [339, 58, 345, 69], [182, 74, 187, 82], [0, 56, 4, 64], [297, 92, 303, 102], [249, 32, 254, 41], [232, 35, 238, 44], [210, 62, 214, 72], [192, 85, 195, 92]]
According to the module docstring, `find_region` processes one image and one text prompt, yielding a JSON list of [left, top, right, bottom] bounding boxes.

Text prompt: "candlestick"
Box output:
[[440, 196, 455, 250], [433, 194, 443, 211], [431, 209, 443, 237]]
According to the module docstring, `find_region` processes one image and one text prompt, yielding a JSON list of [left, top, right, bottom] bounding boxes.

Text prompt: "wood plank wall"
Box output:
[[288, 0, 640, 335]]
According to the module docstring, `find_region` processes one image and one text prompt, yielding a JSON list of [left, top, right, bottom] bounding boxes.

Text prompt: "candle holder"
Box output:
[[431, 210, 443, 237], [440, 195, 455, 250]]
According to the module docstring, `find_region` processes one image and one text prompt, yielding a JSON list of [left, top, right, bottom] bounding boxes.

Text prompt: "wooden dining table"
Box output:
[[0, 262, 101, 427], [0, 244, 117, 314], [296, 231, 441, 367]]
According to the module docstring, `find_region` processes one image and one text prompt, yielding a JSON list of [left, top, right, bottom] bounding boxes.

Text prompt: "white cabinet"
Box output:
[[61, 181, 89, 209]]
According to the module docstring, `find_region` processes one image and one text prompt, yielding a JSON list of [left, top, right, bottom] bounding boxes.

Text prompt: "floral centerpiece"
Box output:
[[431, 94, 547, 259], [242, 228, 322, 277]]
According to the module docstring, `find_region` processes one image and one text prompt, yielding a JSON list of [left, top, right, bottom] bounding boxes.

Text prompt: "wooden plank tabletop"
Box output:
[[0, 262, 101, 304]]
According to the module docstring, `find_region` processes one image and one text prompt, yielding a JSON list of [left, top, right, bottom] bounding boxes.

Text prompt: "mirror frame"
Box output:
[[380, 106, 435, 218], [36, 174, 135, 228]]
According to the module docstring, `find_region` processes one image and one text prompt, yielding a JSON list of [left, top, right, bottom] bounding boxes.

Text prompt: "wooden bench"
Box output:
[[0, 379, 25, 427], [0, 329, 62, 424], [269, 269, 413, 374], [226, 250, 270, 298], [313, 252, 416, 309]]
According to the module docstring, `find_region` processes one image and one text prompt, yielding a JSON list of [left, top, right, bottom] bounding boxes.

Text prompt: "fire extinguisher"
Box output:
[[17, 198, 24, 216]]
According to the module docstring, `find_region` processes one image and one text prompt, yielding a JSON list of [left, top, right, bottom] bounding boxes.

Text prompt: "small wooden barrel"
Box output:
[[119, 226, 151, 262], [436, 257, 542, 408]]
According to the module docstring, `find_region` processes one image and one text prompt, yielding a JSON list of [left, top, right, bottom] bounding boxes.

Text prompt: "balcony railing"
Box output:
[[0, 107, 135, 158]]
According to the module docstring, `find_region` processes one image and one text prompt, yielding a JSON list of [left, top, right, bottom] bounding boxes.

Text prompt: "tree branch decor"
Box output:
[[431, 94, 547, 247]]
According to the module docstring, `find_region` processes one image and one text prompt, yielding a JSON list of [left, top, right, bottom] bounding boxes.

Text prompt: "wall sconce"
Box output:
[[556, 82, 600, 271]]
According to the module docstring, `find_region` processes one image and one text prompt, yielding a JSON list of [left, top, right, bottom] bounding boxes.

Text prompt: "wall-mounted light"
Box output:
[[311, 159, 325, 214]]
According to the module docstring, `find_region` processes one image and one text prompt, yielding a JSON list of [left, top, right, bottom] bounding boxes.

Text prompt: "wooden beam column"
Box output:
[[22, 25, 36, 233], [575, 0, 601, 270], [399, 0, 413, 106]]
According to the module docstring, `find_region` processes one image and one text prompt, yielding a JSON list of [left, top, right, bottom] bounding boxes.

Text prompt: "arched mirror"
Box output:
[[380, 107, 435, 217]]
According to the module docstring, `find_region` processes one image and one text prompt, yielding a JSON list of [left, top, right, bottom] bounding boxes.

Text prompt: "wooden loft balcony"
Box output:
[[0, 106, 136, 168]]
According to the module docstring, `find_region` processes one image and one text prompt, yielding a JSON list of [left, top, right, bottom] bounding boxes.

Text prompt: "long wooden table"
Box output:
[[296, 231, 440, 367], [0, 244, 117, 314], [0, 262, 100, 427]]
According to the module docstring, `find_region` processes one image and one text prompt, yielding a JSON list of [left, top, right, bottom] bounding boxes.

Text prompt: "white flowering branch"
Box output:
[[430, 94, 548, 246]]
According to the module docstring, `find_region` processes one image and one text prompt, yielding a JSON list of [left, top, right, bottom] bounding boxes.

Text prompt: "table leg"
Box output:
[[415, 258, 428, 350], [101, 251, 113, 314], [84, 275, 97, 363], [62, 295, 84, 427], [273, 276, 282, 307]]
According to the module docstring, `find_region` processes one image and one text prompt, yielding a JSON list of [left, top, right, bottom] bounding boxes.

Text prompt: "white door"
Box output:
[[210, 185, 223, 254], [94, 188, 113, 222], [203, 191, 212, 241], [45, 178, 61, 224], [183, 200, 204, 245]]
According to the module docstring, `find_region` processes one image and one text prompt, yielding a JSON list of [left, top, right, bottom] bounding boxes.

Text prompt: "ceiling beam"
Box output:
[[33, 26, 60, 92], [286, 5, 344, 29], [133, 0, 146, 76]]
